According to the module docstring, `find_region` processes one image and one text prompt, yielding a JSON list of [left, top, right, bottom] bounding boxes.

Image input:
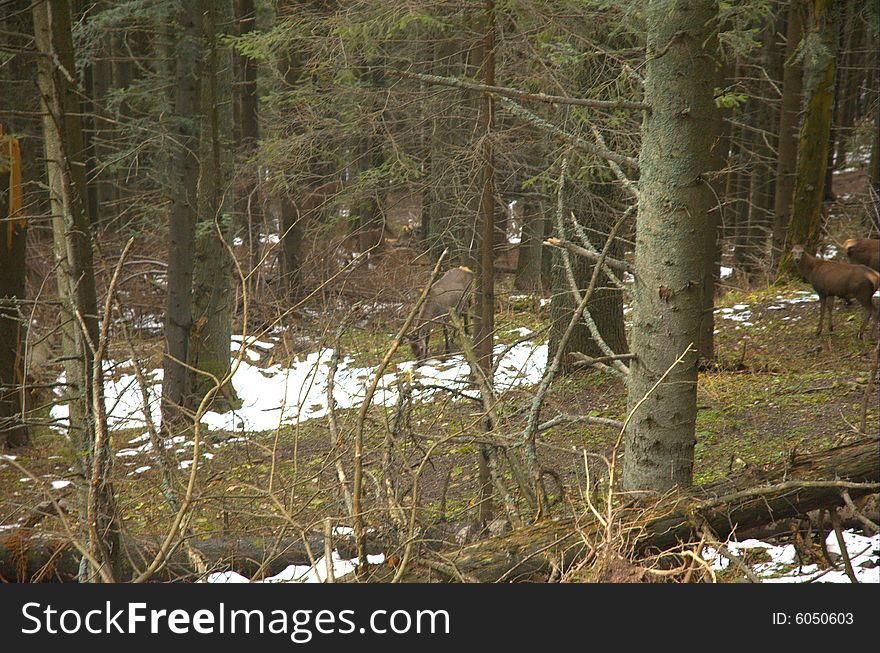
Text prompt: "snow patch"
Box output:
[[49, 337, 548, 435], [703, 529, 878, 583]]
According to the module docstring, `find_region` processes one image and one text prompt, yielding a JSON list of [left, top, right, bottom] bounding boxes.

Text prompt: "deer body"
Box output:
[[843, 238, 880, 272], [791, 245, 880, 339], [410, 266, 474, 360]]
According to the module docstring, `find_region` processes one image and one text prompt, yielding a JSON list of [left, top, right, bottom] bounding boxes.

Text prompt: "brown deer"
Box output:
[[409, 266, 474, 360], [791, 245, 880, 339]]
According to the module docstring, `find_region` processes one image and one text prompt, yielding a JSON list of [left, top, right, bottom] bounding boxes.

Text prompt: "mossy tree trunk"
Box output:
[[622, 0, 717, 492], [33, 0, 121, 580], [784, 0, 841, 262]]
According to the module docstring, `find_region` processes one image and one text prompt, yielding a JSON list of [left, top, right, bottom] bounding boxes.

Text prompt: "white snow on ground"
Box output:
[[206, 527, 376, 583], [703, 530, 879, 583], [717, 293, 823, 327], [206, 553, 386, 584], [49, 331, 547, 435], [818, 245, 839, 260], [509, 294, 551, 308], [717, 304, 753, 326], [835, 145, 872, 173]]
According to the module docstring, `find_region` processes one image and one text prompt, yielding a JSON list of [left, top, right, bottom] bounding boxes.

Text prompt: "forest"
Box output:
[[0, 0, 878, 585]]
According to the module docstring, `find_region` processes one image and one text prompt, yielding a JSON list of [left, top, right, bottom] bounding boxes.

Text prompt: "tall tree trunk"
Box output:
[[162, 0, 203, 427], [514, 198, 546, 294], [772, 0, 805, 268], [87, 32, 115, 227], [190, 0, 238, 409], [871, 32, 880, 197], [832, 0, 861, 169], [751, 21, 780, 280], [872, 83, 880, 196], [623, 0, 717, 492], [425, 38, 460, 263], [279, 192, 304, 295], [278, 50, 305, 298], [234, 0, 262, 283], [352, 135, 384, 253], [698, 62, 732, 362], [733, 115, 756, 273], [784, 0, 841, 261], [109, 28, 133, 223], [0, 126, 28, 448], [739, 21, 779, 282], [33, 0, 120, 580], [473, 1, 496, 526]]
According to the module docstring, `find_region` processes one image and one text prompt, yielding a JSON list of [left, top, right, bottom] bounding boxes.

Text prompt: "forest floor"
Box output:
[[2, 171, 878, 583]]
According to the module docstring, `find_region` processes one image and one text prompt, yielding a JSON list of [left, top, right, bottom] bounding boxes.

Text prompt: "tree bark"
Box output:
[[832, 0, 861, 170], [0, 532, 337, 583], [622, 0, 717, 492], [771, 1, 805, 268], [699, 62, 732, 362], [190, 0, 238, 410], [424, 38, 461, 263], [745, 21, 779, 281], [234, 0, 262, 281], [473, 1, 497, 526], [513, 199, 546, 294], [784, 0, 841, 261], [0, 126, 28, 448], [162, 0, 203, 427], [32, 0, 121, 581]]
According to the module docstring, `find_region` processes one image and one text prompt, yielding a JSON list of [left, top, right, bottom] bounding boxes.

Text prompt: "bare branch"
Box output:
[[386, 68, 650, 112]]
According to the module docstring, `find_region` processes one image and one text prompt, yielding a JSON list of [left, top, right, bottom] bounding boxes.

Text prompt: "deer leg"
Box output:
[[442, 325, 450, 359], [827, 297, 834, 332], [858, 301, 877, 340], [816, 296, 826, 336]]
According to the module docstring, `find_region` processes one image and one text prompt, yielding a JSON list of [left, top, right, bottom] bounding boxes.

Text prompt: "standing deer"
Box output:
[[409, 266, 474, 360], [791, 245, 880, 339]]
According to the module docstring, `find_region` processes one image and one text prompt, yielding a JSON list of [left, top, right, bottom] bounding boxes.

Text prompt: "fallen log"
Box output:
[[0, 531, 387, 583], [419, 438, 879, 582]]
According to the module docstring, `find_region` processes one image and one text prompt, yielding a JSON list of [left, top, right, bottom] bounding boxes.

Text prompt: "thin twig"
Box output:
[[829, 510, 859, 583]]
